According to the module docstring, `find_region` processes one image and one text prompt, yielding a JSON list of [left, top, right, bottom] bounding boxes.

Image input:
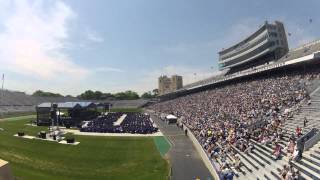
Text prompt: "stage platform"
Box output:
[[0, 159, 14, 180]]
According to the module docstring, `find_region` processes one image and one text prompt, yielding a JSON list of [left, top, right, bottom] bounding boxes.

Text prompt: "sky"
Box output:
[[0, 0, 319, 96]]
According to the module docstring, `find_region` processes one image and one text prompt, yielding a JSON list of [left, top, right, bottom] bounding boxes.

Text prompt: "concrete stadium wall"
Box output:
[[305, 132, 320, 151], [177, 118, 220, 180], [0, 159, 14, 180]]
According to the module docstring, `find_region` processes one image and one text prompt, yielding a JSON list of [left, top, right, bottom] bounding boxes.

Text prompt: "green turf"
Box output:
[[0, 117, 169, 180], [0, 112, 35, 119], [0, 115, 36, 122], [153, 136, 171, 157]]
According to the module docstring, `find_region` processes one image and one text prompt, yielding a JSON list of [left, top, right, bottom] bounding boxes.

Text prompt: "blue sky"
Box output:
[[0, 0, 319, 95]]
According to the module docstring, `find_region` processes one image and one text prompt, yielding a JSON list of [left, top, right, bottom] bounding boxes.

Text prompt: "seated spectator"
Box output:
[[292, 169, 300, 180], [232, 155, 241, 171], [289, 145, 300, 162], [221, 164, 234, 180], [280, 165, 289, 180], [261, 136, 271, 145], [303, 117, 308, 127], [272, 143, 282, 160], [295, 126, 302, 137], [244, 142, 254, 154], [285, 140, 296, 155]]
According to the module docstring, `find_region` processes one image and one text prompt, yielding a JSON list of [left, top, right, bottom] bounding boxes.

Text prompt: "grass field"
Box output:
[[0, 111, 35, 119], [0, 116, 169, 180]]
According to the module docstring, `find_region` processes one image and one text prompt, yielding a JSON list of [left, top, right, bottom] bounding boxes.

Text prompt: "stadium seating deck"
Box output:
[[150, 67, 320, 179], [178, 40, 320, 95]]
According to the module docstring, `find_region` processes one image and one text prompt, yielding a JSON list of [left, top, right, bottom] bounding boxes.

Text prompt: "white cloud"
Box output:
[[94, 66, 125, 73], [0, 0, 89, 80], [87, 29, 104, 43]]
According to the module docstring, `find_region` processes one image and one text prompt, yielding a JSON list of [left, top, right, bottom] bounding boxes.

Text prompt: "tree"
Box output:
[[77, 90, 139, 100], [77, 90, 94, 99], [141, 91, 153, 99], [32, 90, 63, 97], [141, 89, 159, 99], [114, 90, 139, 100], [77, 90, 103, 100], [152, 89, 159, 96], [101, 93, 114, 99]]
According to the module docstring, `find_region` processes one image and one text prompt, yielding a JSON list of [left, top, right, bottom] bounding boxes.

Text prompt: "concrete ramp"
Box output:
[[0, 159, 14, 180]]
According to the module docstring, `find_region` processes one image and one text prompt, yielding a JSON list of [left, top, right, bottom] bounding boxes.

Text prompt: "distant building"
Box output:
[[218, 21, 289, 73], [158, 75, 183, 95]]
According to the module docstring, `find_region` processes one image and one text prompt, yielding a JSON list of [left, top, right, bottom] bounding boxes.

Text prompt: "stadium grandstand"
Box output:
[[0, 90, 78, 115], [160, 38, 320, 100], [108, 99, 150, 108], [219, 21, 289, 74], [0, 89, 149, 116], [149, 21, 320, 179]]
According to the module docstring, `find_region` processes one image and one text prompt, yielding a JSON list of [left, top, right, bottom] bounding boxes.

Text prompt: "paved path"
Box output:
[[113, 114, 127, 126], [151, 114, 213, 180]]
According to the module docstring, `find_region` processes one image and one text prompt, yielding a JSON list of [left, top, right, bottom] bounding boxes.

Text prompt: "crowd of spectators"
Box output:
[[121, 113, 158, 134], [80, 112, 158, 134], [150, 70, 320, 178], [279, 164, 300, 180]]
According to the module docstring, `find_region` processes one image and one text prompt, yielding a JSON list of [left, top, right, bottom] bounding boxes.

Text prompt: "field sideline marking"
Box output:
[[164, 134, 174, 147]]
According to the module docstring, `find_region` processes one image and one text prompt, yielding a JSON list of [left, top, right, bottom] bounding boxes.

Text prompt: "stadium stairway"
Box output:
[[283, 86, 320, 134], [281, 86, 320, 180], [233, 137, 313, 180], [234, 88, 320, 179]]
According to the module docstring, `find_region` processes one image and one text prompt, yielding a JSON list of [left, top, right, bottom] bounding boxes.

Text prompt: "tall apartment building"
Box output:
[[158, 75, 183, 95]]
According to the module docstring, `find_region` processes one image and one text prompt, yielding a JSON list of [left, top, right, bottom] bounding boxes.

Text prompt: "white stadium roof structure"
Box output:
[[159, 39, 320, 100]]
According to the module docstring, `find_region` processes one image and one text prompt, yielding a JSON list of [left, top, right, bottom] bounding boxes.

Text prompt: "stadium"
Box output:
[[1, 1, 320, 180], [150, 21, 320, 180], [1, 19, 320, 180]]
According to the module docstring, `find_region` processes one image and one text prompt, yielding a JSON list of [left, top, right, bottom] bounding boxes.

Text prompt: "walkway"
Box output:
[[113, 114, 127, 126], [150, 113, 213, 180]]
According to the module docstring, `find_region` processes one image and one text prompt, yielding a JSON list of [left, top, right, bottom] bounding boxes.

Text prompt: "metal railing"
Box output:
[[296, 128, 318, 153], [304, 130, 320, 151]]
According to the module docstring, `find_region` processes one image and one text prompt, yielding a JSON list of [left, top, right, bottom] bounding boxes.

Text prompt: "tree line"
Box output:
[[32, 89, 159, 100]]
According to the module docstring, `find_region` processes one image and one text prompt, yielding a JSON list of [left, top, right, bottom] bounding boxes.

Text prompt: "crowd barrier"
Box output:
[[297, 128, 318, 153], [304, 129, 320, 151]]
